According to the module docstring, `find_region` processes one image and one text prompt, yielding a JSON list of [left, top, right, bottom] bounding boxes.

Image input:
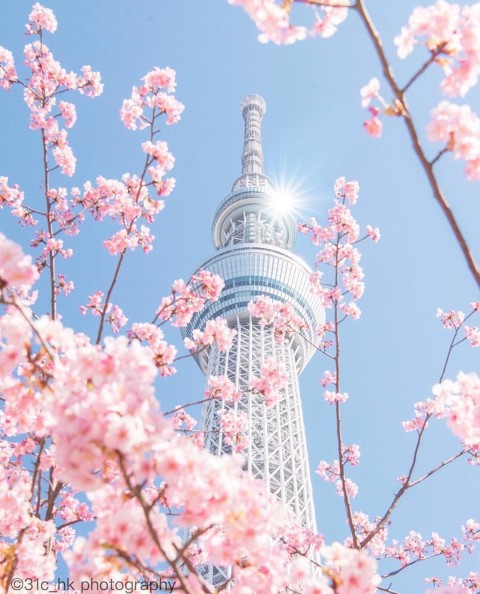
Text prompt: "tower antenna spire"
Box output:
[[241, 94, 266, 175], [232, 94, 272, 191]]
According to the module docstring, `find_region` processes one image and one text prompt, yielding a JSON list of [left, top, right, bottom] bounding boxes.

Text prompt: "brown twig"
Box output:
[[353, 0, 480, 288]]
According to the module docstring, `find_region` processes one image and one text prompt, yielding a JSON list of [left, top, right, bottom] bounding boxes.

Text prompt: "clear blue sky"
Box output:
[[1, 1, 479, 590]]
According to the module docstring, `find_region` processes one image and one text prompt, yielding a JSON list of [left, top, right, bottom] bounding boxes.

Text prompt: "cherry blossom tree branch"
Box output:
[[360, 313, 469, 548], [381, 552, 442, 579], [0, 296, 54, 360], [95, 251, 126, 344], [117, 453, 213, 594], [430, 147, 449, 167], [400, 44, 446, 94], [377, 586, 403, 594], [353, 0, 480, 289], [408, 449, 466, 488], [95, 106, 159, 345], [41, 127, 57, 320], [333, 233, 359, 548]]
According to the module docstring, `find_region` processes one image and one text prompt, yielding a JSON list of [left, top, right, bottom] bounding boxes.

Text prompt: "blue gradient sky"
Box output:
[[1, 1, 479, 590]]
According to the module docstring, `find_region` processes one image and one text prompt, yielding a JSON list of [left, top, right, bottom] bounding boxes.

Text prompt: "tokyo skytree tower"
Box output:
[[183, 95, 324, 587]]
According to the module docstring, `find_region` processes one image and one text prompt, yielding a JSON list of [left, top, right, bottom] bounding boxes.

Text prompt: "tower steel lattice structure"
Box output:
[[183, 95, 324, 587]]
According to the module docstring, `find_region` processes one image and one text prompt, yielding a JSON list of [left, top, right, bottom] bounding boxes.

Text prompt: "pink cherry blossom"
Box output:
[[320, 543, 379, 594], [128, 322, 177, 376], [219, 409, 249, 452], [120, 68, 183, 130], [364, 114, 383, 138], [335, 176, 360, 205], [157, 271, 224, 328], [205, 375, 241, 403], [0, 233, 39, 290], [366, 224, 381, 242], [75, 65, 103, 97], [395, 1, 480, 98], [184, 318, 236, 352], [436, 307, 465, 329], [340, 301, 361, 320], [320, 370, 337, 387], [310, 5, 349, 39], [0, 46, 17, 91], [433, 372, 480, 448], [324, 390, 349, 404], [142, 66, 177, 93], [27, 3, 58, 34], [228, 0, 307, 45], [249, 357, 289, 407], [248, 295, 308, 342], [361, 78, 381, 108], [108, 304, 128, 333], [428, 101, 480, 180], [464, 325, 480, 347], [59, 101, 77, 128], [52, 143, 76, 176]]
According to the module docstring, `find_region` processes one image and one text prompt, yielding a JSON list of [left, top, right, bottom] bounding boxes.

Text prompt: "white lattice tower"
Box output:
[[182, 95, 324, 588]]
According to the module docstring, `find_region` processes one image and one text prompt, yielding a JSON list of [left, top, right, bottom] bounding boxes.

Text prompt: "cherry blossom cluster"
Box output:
[[318, 542, 380, 594], [128, 322, 177, 376], [436, 302, 480, 347], [0, 177, 33, 227], [428, 101, 480, 181], [21, 8, 102, 177], [228, 0, 350, 45], [316, 455, 359, 498], [248, 294, 308, 342], [171, 407, 197, 431], [157, 269, 224, 327], [219, 409, 250, 452], [359, 77, 409, 139], [0, 46, 17, 91], [402, 370, 480, 464], [184, 318, 236, 352], [0, 233, 39, 292], [426, 579, 478, 593], [360, 77, 388, 138], [78, 172, 169, 257], [205, 374, 241, 403], [249, 357, 289, 407], [462, 518, 480, 553], [433, 372, 480, 450], [384, 529, 466, 570], [299, 177, 379, 319], [395, 1, 480, 98], [120, 66, 184, 130], [349, 512, 388, 557], [80, 291, 128, 333]]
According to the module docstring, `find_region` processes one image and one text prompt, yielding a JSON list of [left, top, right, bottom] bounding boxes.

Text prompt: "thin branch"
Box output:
[[401, 45, 446, 94], [430, 147, 449, 167], [95, 251, 126, 345], [355, 0, 480, 289], [163, 397, 215, 417], [117, 453, 213, 594], [332, 230, 358, 548], [96, 105, 161, 345], [408, 449, 466, 488], [377, 586, 403, 594], [381, 552, 441, 579]]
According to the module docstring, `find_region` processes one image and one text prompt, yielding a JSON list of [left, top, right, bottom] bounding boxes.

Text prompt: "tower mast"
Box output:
[[183, 95, 324, 587]]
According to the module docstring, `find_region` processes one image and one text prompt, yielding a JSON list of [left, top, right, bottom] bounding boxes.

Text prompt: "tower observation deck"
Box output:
[[182, 95, 324, 587]]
